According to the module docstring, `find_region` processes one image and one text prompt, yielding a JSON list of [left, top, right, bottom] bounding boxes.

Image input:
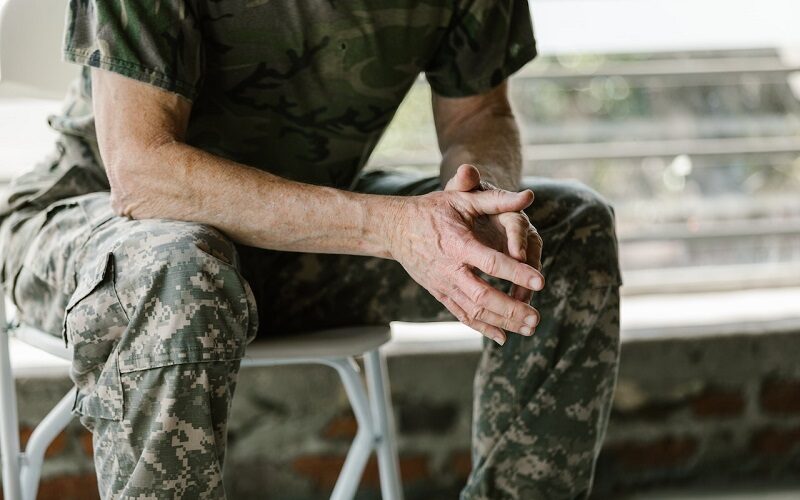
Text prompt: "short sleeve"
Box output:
[[425, 0, 537, 97], [62, 0, 203, 101]]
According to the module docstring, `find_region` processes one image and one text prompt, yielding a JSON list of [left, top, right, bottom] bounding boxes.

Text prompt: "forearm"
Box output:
[[439, 109, 523, 192], [110, 141, 400, 257]]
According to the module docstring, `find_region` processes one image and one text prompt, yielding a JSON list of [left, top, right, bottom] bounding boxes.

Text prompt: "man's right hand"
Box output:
[[385, 188, 544, 345]]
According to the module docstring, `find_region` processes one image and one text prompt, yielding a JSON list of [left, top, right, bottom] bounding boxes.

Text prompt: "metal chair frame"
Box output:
[[0, 298, 403, 500]]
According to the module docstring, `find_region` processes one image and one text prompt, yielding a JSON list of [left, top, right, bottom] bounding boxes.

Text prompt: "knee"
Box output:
[[524, 179, 622, 287], [524, 178, 616, 232], [106, 220, 257, 363], [129, 220, 239, 271], [111, 220, 240, 286], [570, 183, 618, 243], [118, 219, 249, 303]]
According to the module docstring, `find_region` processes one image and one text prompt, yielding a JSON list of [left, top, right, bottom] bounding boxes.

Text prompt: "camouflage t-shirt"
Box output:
[[62, 0, 537, 189]]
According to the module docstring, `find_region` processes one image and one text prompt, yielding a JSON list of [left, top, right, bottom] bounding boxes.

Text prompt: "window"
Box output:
[[369, 1, 800, 296]]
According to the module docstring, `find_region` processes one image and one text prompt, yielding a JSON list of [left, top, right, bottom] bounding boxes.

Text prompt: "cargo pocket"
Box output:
[[7, 198, 93, 335], [114, 241, 257, 375], [65, 252, 127, 422]]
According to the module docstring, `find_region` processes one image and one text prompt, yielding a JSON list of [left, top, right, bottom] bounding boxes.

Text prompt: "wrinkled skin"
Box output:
[[389, 165, 544, 345]]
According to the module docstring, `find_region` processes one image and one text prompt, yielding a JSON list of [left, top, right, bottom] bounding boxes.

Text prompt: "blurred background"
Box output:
[[1, 0, 799, 499], [368, 3, 800, 296]]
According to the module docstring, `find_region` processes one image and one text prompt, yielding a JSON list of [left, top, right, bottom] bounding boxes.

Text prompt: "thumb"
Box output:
[[470, 188, 534, 215], [445, 164, 481, 192]]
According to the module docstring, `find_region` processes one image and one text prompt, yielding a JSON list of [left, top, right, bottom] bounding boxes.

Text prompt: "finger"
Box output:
[[519, 231, 545, 299], [499, 213, 529, 261], [458, 271, 541, 334], [450, 285, 535, 336], [527, 229, 543, 272], [469, 189, 534, 215], [464, 241, 545, 291], [436, 291, 507, 345], [499, 213, 531, 300], [445, 164, 482, 192]]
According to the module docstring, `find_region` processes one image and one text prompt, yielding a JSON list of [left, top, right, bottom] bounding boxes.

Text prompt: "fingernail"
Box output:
[[493, 335, 506, 346], [520, 326, 532, 336], [524, 315, 537, 326], [529, 277, 543, 290]]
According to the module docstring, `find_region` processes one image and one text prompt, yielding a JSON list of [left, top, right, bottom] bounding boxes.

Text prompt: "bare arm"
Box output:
[[93, 69, 544, 344], [433, 81, 522, 191], [93, 69, 396, 257]]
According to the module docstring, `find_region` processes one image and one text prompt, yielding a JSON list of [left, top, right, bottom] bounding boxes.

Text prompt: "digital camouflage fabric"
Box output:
[[0, 1, 623, 498], [63, 0, 536, 188]]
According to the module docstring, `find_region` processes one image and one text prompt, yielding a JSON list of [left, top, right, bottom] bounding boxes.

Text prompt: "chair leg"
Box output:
[[20, 388, 76, 500], [0, 299, 23, 500], [364, 349, 403, 500], [329, 357, 376, 500]]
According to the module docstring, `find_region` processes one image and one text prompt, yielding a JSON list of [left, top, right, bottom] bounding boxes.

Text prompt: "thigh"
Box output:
[[2, 190, 248, 341], [0, 192, 114, 336], [240, 170, 621, 336], [238, 245, 452, 336]]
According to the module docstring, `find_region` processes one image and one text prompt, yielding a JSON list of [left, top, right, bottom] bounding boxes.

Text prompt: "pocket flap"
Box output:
[[72, 352, 123, 422], [65, 251, 112, 313]]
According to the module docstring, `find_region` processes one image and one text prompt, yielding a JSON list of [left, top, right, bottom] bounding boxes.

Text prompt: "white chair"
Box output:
[[0, 0, 403, 499], [0, 300, 403, 500]]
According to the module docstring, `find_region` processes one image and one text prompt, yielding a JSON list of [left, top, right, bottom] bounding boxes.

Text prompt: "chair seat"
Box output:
[[10, 320, 391, 364], [243, 326, 391, 361]]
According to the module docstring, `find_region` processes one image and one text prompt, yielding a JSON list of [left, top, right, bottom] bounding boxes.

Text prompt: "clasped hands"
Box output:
[[388, 164, 544, 345]]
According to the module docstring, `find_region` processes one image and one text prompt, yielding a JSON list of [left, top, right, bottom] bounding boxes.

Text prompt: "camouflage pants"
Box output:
[[0, 142, 621, 499]]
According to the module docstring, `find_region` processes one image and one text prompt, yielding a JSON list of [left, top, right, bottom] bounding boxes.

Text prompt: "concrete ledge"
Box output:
[[9, 286, 800, 374], [387, 286, 800, 354]]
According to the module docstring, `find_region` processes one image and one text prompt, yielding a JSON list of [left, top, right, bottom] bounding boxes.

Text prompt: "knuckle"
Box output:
[[482, 252, 497, 272], [468, 305, 485, 321], [503, 303, 516, 320], [511, 265, 527, 285], [471, 285, 489, 304]]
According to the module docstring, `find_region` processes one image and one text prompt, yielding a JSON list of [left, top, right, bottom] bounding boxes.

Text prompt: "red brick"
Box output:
[[690, 388, 745, 417], [80, 430, 94, 457], [321, 412, 358, 441], [750, 426, 800, 456], [398, 454, 430, 483], [450, 450, 472, 480], [606, 436, 698, 469], [38, 473, 99, 500], [293, 455, 348, 490], [611, 400, 685, 421], [293, 453, 429, 491], [761, 379, 800, 414], [19, 426, 67, 459]]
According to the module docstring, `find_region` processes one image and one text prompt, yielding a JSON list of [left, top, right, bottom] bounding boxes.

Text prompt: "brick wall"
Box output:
[[3, 329, 800, 499], [594, 330, 800, 497]]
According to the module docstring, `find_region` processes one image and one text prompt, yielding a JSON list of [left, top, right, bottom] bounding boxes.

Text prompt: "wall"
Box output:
[[2, 329, 800, 499]]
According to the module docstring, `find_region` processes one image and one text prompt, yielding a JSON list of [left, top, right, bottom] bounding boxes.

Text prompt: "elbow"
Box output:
[[106, 153, 152, 219], [107, 160, 140, 218], [103, 137, 178, 219]]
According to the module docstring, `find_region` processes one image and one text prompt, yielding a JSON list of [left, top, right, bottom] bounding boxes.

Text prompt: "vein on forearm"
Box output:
[[438, 100, 523, 192], [114, 140, 399, 258]]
